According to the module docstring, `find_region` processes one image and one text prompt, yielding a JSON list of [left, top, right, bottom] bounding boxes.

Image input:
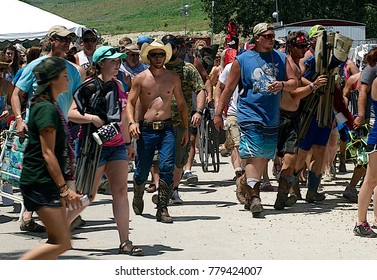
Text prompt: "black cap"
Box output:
[[162, 34, 179, 48]]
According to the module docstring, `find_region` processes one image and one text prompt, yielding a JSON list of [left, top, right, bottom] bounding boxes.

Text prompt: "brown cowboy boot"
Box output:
[[132, 180, 145, 215], [244, 181, 264, 217], [235, 173, 247, 204], [284, 175, 299, 207], [274, 175, 290, 210], [156, 180, 173, 223]]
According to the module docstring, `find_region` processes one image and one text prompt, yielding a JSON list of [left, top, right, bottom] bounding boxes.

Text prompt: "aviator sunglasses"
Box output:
[[83, 38, 97, 43], [149, 52, 166, 58]]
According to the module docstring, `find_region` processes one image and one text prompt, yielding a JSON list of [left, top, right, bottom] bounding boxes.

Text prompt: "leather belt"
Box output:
[[140, 119, 173, 130]]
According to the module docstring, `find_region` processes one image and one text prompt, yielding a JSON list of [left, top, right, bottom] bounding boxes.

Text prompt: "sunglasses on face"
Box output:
[[54, 36, 73, 43], [149, 52, 166, 58], [97, 48, 117, 61], [83, 38, 97, 43], [259, 34, 275, 40]]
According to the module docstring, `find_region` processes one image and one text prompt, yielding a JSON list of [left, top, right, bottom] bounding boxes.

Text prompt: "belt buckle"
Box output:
[[152, 121, 163, 130]]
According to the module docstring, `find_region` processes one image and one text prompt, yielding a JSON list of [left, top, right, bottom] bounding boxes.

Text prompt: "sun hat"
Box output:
[[253, 23, 274, 36], [137, 35, 153, 45], [140, 40, 172, 65], [309, 25, 325, 38], [92, 46, 126, 65], [33, 57, 66, 94], [124, 44, 141, 54], [47, 25, 76, 38]]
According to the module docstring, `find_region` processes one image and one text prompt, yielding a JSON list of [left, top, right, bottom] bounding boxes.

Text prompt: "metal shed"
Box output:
[[274, 19, 366, 44]]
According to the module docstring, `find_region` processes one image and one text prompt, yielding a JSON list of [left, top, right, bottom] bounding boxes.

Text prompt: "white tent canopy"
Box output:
[[0, 0, 84, 42]]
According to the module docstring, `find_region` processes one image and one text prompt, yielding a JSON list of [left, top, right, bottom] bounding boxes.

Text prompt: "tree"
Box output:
[[201, 0, 377, 38]]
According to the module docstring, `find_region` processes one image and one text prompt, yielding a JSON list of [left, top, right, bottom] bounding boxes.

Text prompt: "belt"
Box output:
[[140, 119, 173, 130]]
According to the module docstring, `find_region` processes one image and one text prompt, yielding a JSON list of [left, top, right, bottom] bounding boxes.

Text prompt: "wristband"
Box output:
[[214, 113, 222, 117], [309, 83, 314, 93], [15, 115, 22, 120], [58, 183, 67, 189], [196, 109, 203, 116], [125, 142, 132, 146], [60, 188, 70, 198], [355, 114, 365, 119]]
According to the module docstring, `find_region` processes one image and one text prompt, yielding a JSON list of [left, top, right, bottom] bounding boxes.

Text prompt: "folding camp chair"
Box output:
[[0, 122, 26, 221]]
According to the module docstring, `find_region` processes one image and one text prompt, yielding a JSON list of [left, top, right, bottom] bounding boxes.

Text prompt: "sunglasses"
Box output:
[[54, 36, 74, 43], [259, 34, 275, 40], [97, 48, 117, 61], [294, 44, 309, 49], [149, 52, 166, 58], [83, 38, 97, 43]]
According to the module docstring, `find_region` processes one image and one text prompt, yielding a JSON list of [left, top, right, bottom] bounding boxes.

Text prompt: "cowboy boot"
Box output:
[[338, 153, 347, 173], [245, 182, 264, 217], [274, 175, 289, 210], [305, 170, 326, 203], [235, 173, 247, 205], [132, 180, 145, 215], [285, 175, 299, 207], [156, 180, 173, 223]]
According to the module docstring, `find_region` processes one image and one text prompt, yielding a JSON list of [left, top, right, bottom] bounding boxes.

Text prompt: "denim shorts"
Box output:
[[239, 123, 279, 159], [98, 144, 128, 167]]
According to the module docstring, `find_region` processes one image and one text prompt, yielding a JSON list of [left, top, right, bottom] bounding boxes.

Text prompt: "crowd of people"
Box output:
[[1, 21, 377, 259]]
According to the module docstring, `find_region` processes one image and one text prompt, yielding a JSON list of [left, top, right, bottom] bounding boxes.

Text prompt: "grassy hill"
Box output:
[[25, 0, 211, 35]]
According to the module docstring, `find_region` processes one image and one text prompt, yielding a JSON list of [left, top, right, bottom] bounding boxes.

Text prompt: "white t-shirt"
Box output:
[[218, 63, 238, 116]]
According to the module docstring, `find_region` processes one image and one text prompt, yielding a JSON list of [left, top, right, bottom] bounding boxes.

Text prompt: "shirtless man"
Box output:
[[126, 40, 188, 223], [274, 31, 327, 210]]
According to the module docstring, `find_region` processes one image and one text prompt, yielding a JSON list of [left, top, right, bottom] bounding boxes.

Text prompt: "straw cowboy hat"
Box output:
[[140, 40, 172, 65]]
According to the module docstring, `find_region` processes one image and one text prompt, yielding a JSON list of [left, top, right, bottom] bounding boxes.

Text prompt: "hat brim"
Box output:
[[55, 29, 76, 37], [140, 43, 172, 65]]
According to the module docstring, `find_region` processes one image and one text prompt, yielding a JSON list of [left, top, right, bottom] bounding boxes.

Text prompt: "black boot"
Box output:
[[156, 180, 173, 223], [305, 170, 325, 203], [132, 179, 145, 215]]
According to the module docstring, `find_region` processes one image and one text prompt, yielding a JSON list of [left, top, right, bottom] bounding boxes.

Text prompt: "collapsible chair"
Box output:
[[198, 106, 225, 172], [0, 122, 26, 221]]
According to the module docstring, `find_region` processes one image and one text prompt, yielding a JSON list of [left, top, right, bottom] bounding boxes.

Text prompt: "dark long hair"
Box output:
[[3, 44, 20, 76]]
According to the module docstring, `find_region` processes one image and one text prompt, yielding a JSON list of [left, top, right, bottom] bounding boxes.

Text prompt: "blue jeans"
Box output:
[[134, 126, 175, 186]]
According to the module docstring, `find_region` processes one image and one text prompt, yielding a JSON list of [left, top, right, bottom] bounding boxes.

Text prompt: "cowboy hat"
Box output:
[[140, 40, 172, 65]]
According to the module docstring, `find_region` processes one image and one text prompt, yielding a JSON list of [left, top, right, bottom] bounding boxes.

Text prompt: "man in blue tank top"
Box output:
[[214, 22, 298, 217]]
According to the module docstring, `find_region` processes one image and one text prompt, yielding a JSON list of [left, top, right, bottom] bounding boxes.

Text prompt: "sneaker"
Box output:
[[343, 187, 358, 203], [69, 215, 86, 231], [20, 219, 46, 233], [181, 172, 198, 185], [353, 222, 377, 238], [171, 189, 183, 204], [260, 181, 274, 192]]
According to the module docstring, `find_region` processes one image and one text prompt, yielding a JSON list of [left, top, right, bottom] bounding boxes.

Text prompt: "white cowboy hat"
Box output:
[[140, 40, 172, 65]]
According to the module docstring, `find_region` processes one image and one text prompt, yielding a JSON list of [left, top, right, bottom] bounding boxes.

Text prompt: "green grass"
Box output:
[[24, 0, 211, 35]]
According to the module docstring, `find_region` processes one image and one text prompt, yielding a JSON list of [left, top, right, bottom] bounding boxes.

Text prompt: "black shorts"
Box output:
[[276, 110, 299, 157], [20, 183, 62, 212]]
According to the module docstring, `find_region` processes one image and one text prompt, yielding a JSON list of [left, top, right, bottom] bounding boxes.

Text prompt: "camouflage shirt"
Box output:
[[165, 59, 205, 124]]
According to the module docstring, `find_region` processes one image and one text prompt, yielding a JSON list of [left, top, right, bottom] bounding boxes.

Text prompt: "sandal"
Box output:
[[20, 219, 46, 233], [119, 240, 143, 256]]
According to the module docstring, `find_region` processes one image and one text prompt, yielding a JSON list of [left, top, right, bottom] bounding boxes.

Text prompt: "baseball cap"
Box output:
[[33, 57, 66, 94], [47, 25, 76, 38], [93, 46, 126, 65], [162, 34, 179, 48], [137, 35, 153, 45], [309, 25, 325, 38], [82, 28, 99, 38], [253, 23, 274, 36], [124, 44, 141, 54]]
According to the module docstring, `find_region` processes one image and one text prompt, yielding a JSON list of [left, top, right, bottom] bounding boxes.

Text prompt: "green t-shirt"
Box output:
[[20, 100, 66, 186]]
